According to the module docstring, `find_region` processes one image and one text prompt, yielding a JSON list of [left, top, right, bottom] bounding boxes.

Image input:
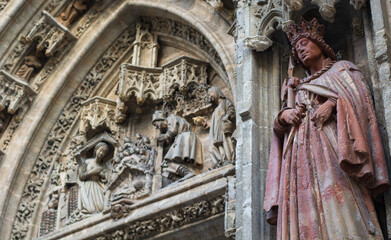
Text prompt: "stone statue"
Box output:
[[15, 55, 42, 82], [78, 142, 109, 214], [203, 86, 235, 166], [264, 18, 390, 239], [56, 0, 90, 28], [152, 110, 203, 181]]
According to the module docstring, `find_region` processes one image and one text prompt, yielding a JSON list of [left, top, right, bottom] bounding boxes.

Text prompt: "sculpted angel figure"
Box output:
[[264, 18, 389, 239], [78, 142, 109, 214]]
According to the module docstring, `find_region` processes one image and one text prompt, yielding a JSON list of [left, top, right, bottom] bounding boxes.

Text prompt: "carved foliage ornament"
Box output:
[[97, 196, 225, 240]]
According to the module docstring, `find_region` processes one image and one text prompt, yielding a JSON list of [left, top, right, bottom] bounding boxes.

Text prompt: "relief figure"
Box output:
[[153, 111, 203, 181], [78, 142, 109, 214], [203, 86, 235, 166], [264, 18, 389, 239], [56, 0, 90, 28], [15, 55, 42, 82]]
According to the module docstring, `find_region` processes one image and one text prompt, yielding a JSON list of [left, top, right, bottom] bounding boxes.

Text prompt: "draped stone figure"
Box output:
[[78, 142, 109, 214], [264, 18, 390, 240], [152, 111, 203, 181], [56, 0, 90, 28], [15, 55, 42, 82], [204, 86, 235, 166]]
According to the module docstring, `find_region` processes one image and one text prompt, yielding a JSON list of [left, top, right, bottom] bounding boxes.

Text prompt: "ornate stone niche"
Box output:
[[79, 96, 118, 138], [116, 56, 209, 123], [108, 133, 155, 220], [21, 11, 77, 61], [0, 70, 36, 117]]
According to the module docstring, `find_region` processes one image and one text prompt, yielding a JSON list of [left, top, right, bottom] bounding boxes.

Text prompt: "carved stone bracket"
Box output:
[[0, 70, 36, 116], [243, 35, 273, 52], [80, 97, 118, 137], [22, 11, 77, 60], [116, 56, 209, 123], [250, 0, 292, 52]]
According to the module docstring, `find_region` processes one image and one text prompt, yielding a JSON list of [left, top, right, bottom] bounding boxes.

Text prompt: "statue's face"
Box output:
[[95, 145, 108, 159], [295, 38, 323, 67], [153, 120, 167, 131], [208, 90, 218, 103]]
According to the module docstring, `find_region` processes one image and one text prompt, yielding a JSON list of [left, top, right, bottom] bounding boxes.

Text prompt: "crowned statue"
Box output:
[[264, 18, 390, 239]]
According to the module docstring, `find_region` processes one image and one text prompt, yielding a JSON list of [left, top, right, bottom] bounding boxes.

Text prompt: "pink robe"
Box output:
[[264, 60, 389, 240]]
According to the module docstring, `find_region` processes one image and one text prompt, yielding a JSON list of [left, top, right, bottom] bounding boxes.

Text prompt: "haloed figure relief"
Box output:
[[264, 18, 390, 240]]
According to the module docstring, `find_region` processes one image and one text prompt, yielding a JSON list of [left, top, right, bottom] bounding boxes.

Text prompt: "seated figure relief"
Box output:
[[78, 141, 109, 214], [152, 110, 203, 182], [15, 55, 43, 82], [56, 0, 90, 28]]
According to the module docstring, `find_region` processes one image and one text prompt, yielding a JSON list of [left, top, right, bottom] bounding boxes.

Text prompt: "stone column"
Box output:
[[367, 1, 391, 238], [234, 1, 279, 239]]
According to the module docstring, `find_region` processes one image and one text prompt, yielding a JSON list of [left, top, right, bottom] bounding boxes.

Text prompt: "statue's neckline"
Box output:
[[302, 59, 336, 83]]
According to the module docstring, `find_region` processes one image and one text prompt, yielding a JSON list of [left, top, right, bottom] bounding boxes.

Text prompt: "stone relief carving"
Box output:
[[56, 0, 91, 28], [202, 87, 236, 167], [12, 15, 229, 238], [80, 97, 118, 138], [0, 0, 9, 12], [153, 111, 203, 182], [14, 55, 44, 82], [11, 27, 135, 239], [140, 16, 225, 71], [116, 56, 209, 123], [0, 70, 36, 116], [96, 196, 225, 240], [109, 133, 155, 220], [22, 11, 77, 60], [39, 190, 59, 236]]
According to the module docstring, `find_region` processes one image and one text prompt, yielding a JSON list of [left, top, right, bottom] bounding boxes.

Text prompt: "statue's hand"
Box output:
[[157, 135, 166, 142], [287, 77, 300, 88], [280, 109, 303, 126], [311, 99, 336, 129]]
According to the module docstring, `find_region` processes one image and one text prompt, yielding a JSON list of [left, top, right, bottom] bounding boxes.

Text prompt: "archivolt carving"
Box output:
[[11, 27, 135, 240]]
